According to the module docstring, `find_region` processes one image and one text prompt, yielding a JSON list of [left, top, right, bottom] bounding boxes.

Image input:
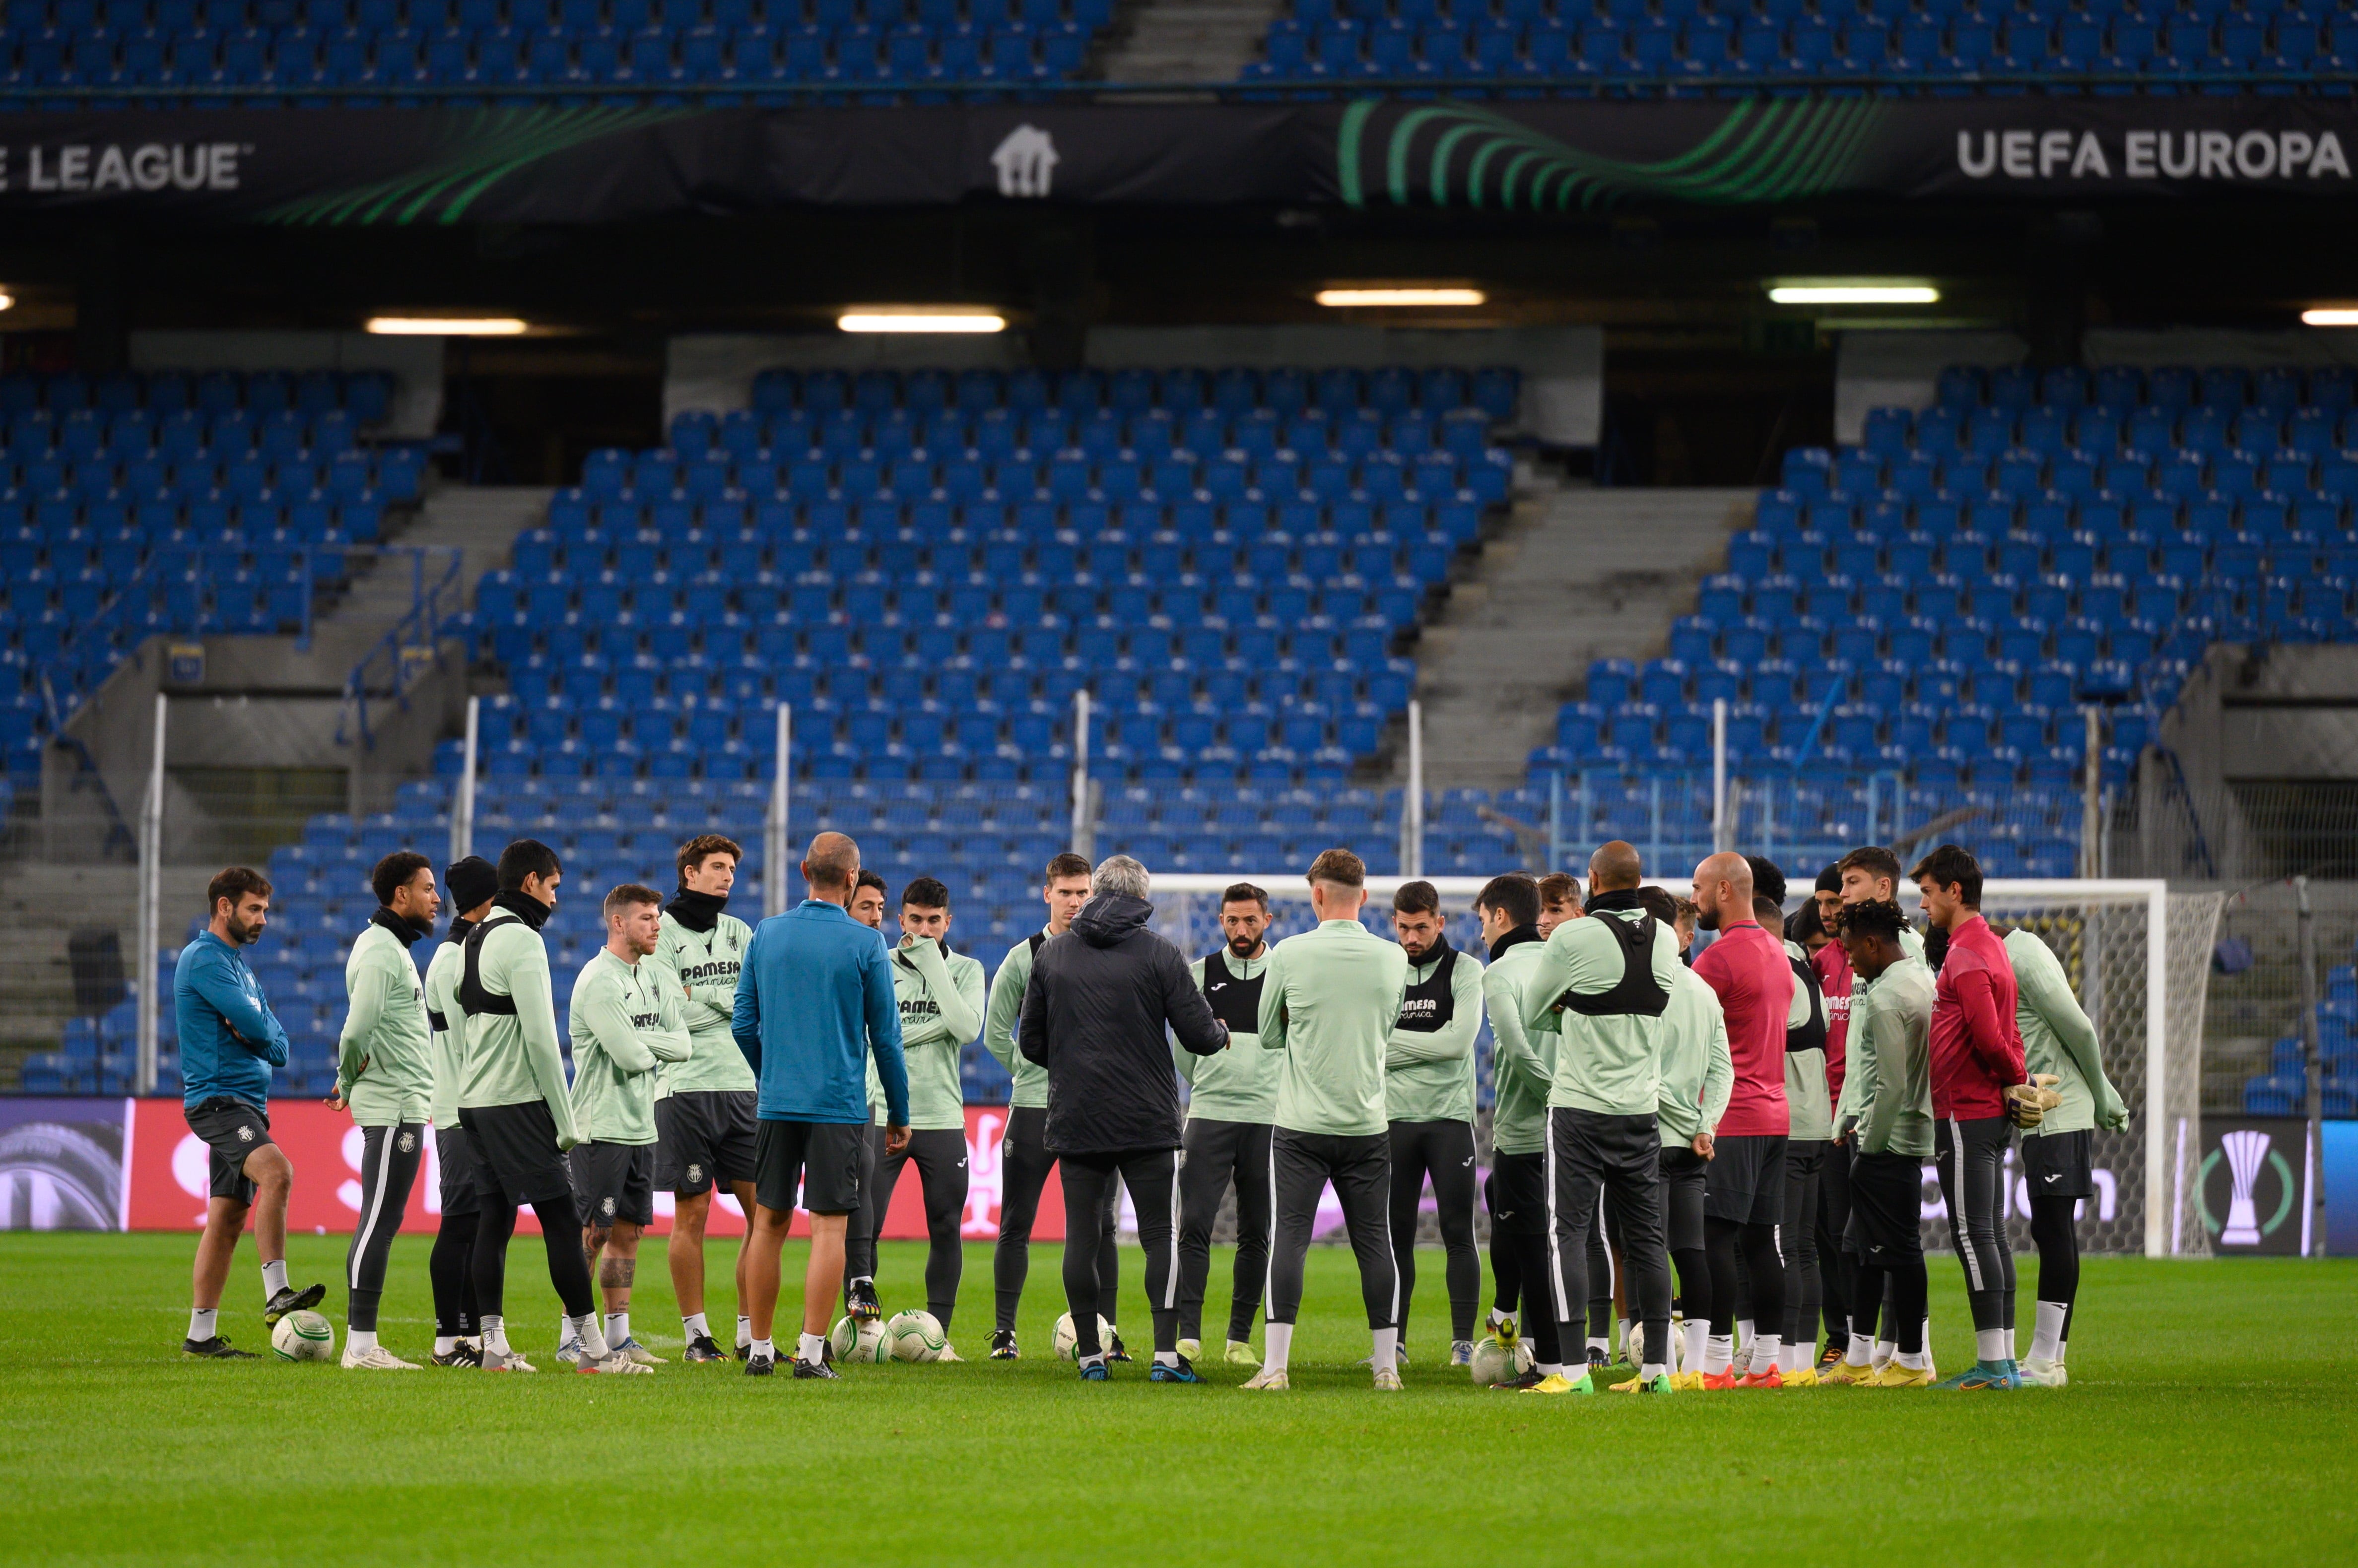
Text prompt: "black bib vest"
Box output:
[[1560, 909, 1671, 1019], [1395, 938, 1458, 1033], [1201, 947, 1266, 1035], [458, 914, 525, 1017], [1787, 952, 1827, 1055]]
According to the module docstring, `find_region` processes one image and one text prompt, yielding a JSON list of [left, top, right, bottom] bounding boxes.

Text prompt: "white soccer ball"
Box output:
[[1468, 1333, 1533, 1386], [270, 1310, 336, 1362], [886, 1309, 947, 1362], [829, 1314, 892, 1364], [1051, 1312, 1115, 1361]]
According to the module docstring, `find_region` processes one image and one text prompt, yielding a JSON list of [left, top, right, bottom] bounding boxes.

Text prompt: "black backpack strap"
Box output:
[[458, 915, 520, 1017]]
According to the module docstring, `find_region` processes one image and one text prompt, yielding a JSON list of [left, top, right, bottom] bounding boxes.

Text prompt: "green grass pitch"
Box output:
[[3, 1234, 2354, 1566]]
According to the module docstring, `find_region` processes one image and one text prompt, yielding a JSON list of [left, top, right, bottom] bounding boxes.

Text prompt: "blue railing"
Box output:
[[338, 546, 467, 753]]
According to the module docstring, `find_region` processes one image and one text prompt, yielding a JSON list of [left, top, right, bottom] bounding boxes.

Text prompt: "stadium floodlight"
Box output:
[[366, 316, 527, 335], [1766, 282, 1940, 306], [837, 308, 1007, 333], [0, 292, 13, 311], [1314, 288, 1486, 307], [2301, 307, 2358, 327]]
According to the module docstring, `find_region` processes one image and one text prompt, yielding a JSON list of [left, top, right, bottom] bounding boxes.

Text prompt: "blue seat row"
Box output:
[[743, 364, 1522, 420], [1, 0, 1103, 29], [0, 367, 393, 421], [669, 411, 1496, 466]]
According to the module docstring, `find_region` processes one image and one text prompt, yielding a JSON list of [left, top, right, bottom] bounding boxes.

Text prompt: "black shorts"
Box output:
[[1849, 1150, 1927, 1260], [184, 1098, 273, 1204], [2019, 1127, 2094, 1200], [570, 1141, 657, 1227], [1657, 1144, 1709, 1252], [1486, 1149, 1548, 1236], [656, 1090, 759, 1195], [754, 1118, 866, 1216], [435, 1124, 480, 1219], [457, 1101, 574, 1208], [1703, 1132, 1788, 1226]]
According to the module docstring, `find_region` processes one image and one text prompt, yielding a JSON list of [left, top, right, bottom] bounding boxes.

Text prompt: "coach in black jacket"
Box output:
[[1020, 853, 1228, 1378]]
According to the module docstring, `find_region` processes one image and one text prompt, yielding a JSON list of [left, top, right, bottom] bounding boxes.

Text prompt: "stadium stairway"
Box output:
[[315, 485, 552, 661], [1100, 0, 1292, 81], [0, 862, 213, 1089], [1410, 484, 1751, 791]]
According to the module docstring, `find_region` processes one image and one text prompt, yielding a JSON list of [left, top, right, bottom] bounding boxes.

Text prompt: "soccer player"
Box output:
[[2008, 923, 2127, 1388], [1248, 848, 1410, 1391], [1174, 881, 1279, 1367], [844, 867, 892, 1320], [1910, 844, 2029, 1391], [424, 854, 497, 1366], [1628, 887, 1729, 1390], [176, 867, 321, 1358], [651, 834, 759, 1364], [456, 839, 638, 1374], [983, 853, 1122, 1360], [557, 883, 691, 1368], [329, 850, 440, 1370], [1752, 872, 1833, 1388], [1536, 873, 1581, 936], [1383, 879, 1486, 1366], [1518, 840, 1679, 1396], [1824, 898, 1936, 1389], [876, 876, 987, 1355], [1687, 852, 1793, 1389], [1475, 871, 1560, 1389], [734, 831, 910, 1378]]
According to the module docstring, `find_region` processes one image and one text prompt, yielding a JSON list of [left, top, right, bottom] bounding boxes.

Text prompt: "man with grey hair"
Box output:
[[1020, 853, 1230, 1381]]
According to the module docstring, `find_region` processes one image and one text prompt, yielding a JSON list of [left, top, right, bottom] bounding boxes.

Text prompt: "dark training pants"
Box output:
[[1937, 1115, 2018, 1336], [1267, 1129, 1396, 1329], [461, 1103, 595, 1323], [1485, 1169, 1521, 1317], [1849, 1150, 1929, 1355], [994, 1106, 1118, 1334], [1816, 1138, 1854, 1349], [875, 1127, 970, 1331], [1544, 1107, 1671, 1369], [1056, 1148, 1178, 1360], [1386, 1117, 1482, 1345], [2028, 1195, 2082, 1341], [1175, 1117, 1273, 1346], [344, 1122, 423, 1333], [843, 1120, 884, 1289], [1781, 1140, 1824, 1355]]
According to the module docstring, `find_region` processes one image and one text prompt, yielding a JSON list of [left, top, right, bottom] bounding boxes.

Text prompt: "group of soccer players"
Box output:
[[172, 822, 2122, 1392]]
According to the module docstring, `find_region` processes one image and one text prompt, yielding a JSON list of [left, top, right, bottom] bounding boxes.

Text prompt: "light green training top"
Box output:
[[1257, 917, 1410, 1139], [1180, 950, 1280, 1124], [1848, 953, 1936, 1159], [1658, 964, 1734, 1150], [1384, 944, 1486, 1124], [1483, 935, 1552, 1156], [1783, 937, 1832, 1143], [984, 931, 1051, 1111], [457, 912, 579, 1149], [336, 920, 433, 1126], [1521, 907, 1683, 1118], [890, 937, 988, 1131], [2007, 927, 2128, 1138], [1833, 924, 1925, 1132], [650, 909, 757, 1096], [567, 946, 692, 1145], [424, 933, 467, 1129]]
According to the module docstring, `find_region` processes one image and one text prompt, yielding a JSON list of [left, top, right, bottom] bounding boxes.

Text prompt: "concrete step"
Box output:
[[1100, 0, 1284, 79], [1409, 485, 1754, 791]]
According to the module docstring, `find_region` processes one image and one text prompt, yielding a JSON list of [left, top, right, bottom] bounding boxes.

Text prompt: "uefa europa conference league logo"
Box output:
[[2201, 1127, 2300, 1248]]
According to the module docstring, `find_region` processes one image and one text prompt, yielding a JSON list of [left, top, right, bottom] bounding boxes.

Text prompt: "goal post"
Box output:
[[1146, 873, 2223, 1259]]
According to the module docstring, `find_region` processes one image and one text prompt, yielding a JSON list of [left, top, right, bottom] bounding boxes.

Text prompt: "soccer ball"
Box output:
[[886, 1309, 947, 1362], [829, 1314, 891, 1364], [270, 1310, 336, 1362], [1051, 1312, 1115, 1361], [1467, 1333, 1533, 1386]]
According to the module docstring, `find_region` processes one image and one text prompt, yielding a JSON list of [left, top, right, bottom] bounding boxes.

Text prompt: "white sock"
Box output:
[[1371, 1326, 1399, 1372], [1616, 1319, 1630, 1356], [1586, 1335, 1610, 1360], [261, 1260, 288, 1299], [1896, 1346, 1928, 1371], [1487, 1307, 1511, 1330], [737, 1315, 753, 1348], [347, 1328, 377, 1354], [1640, 1360, 1668, 1380], [751, 1336, 774, 1360], [1264, 1322, 1294, 1372], [2056, 1339, 2069, 1365], [558, 1312, 577, 1347], [1682, 1318, 1707, 1371], [1736, 1317, 1753, 1354], [188, 1307, 217, 1341], [1538, 1361, 1563, 1377], [1749, 1333, 1781, 1376], [1872, 1339, 1895, 1369], [1153, 1350, 1178, 1367], [798, 1331, 827, 1365], [2029, 1301, 2066, 1363], [1975, 1327, 2007, 1364], [434, 1335, 458, 1356], [1843, 1337, 1873, 1368], [605, 1311, 630, 1346], [481, 1317, 511, 1355], [1079, 1351, 1107, 1370], [683, 1311, 710, 1341], [2004, 1326, 2018, 1361], [1703, 1333, 1733, 1374], [571, 1313, 611, 1360]]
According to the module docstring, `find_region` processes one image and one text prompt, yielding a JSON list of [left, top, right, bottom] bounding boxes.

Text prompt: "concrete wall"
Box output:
[[127, 329, 445, 439]]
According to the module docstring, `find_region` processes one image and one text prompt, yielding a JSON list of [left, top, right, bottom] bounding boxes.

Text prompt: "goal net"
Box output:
[[1148, 873, 2223, 1259]]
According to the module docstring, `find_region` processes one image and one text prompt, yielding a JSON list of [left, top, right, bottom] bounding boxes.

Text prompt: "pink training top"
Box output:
[[1691, 919, 1794, 1138], [1929, 913, 2026, 1121], [1813, 939, 1852, 1104]]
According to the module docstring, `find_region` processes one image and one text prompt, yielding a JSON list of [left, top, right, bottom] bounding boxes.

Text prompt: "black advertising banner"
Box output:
[[0, 96, 2348, 223]]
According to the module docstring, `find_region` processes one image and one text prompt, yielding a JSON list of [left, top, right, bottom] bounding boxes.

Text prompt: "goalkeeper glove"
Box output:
[[2005, 1074, 2063, 1129]]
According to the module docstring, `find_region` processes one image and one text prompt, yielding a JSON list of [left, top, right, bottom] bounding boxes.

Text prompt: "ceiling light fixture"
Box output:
[[1314, 288, 1486, 307], [365, 316, 527, 335], [2302, 307, 2358, 327], [837, 309, 1007, 333], [1766, 283, 1941, 306]]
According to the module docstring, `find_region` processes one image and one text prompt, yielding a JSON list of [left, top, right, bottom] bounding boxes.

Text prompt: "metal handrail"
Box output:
[[338, 545, 467, 754], [56, 544, 321, 668]]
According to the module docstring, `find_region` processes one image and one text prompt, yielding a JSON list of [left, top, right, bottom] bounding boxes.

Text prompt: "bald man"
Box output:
[[1518, 841, 1681, 1395], [1687, 853, 1794, 1389]]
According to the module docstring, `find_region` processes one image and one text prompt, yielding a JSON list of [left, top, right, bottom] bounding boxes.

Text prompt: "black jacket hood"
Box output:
[[1072, 893, 1152, 948]]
